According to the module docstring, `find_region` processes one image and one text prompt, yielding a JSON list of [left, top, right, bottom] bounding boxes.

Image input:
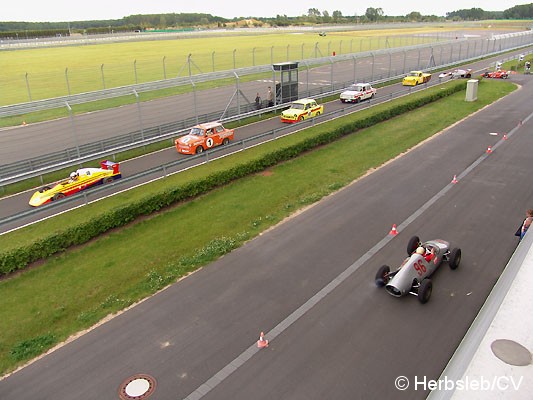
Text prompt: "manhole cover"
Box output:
[[118, 374, 156, 399], [491, 339, 532, 366]]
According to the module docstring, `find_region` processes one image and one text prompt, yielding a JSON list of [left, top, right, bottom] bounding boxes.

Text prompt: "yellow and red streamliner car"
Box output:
[[29, 160, 121, 207]]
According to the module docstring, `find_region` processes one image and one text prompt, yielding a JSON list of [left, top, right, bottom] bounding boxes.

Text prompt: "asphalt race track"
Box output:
[[1, 60, 533, 398]]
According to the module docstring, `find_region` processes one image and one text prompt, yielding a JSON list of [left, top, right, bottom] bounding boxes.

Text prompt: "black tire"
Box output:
[[370, 93, 375, 99], [103, 177, 113, 184], [407, 236, 420, 256], [315, 111, 320, 117], [195, 146, 204, 154], [299, 115, 304, 122], [375, 265, 391, 287], [53, 193, 65, 201], [222, 138, 229, 145], [355, 97, 360, 103], [418, 279, 433, 304], [466, 73, 471, 78], [449, 248, 462, 270]]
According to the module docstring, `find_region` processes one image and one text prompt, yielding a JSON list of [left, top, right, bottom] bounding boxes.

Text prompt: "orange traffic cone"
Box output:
[[452, 175, 458, 184], [389, 224, 398, 236], [486, 146, 492, 154], [257, 332, 269, 348]]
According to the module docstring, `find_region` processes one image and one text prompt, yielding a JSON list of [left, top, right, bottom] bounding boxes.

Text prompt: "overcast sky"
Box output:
[[1, 0, 526, 22]]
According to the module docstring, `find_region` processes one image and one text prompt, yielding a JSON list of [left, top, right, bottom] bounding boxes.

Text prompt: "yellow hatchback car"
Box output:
[[280, 98, 324, 123]]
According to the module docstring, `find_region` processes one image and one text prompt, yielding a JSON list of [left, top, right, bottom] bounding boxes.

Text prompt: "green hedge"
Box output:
[[0, 81, 466, 275]]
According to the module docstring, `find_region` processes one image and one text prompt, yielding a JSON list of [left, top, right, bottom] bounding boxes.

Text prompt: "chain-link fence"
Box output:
[[2, 33, 458, 106]]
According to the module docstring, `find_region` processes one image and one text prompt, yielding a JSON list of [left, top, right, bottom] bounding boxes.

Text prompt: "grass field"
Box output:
[[0, 26, 471, 106], [0, 79, 515, 375]]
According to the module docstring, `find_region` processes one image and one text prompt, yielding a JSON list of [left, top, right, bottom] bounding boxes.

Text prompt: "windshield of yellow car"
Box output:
[[290, 103, 305, 110], [408, 72, 418, 77]]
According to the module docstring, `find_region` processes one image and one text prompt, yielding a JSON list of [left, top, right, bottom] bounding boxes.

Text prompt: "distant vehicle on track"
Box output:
[[439, 69, 473, 79], [340, 83, 376, 103], [280, 98, 323, 123], [29, 160, 121, 207], [375, 235, 462, 304], [175, 122, 234, 155], [482, 70, 509, 79], [402, 71, 431, 86]]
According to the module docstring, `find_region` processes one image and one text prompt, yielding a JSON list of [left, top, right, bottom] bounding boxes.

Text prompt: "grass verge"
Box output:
[[0, 79, 515, 376]]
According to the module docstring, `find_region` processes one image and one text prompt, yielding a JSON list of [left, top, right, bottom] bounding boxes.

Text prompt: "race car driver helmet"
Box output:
[[70, 172, 79, 180], [416, 247, 425, 255]]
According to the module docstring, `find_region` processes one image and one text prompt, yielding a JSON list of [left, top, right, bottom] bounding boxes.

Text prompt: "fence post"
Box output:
[[252, 47, 256, 66], [190, 80, 198, 125], [100, 64, 106, 89], [133, 89, 145, 141], [212, 51, 215, 72], [65, 101, 81, 159], [65, 67, 71, 96], [233, 49, 236, 70], [234, 71, 241, 115], [134, 59, 138, 84], [163, 56, 167, 80], [25, 72, 32, 102]]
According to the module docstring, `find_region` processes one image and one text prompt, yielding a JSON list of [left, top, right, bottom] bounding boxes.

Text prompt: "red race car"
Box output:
[[483, 70, 509, 79]]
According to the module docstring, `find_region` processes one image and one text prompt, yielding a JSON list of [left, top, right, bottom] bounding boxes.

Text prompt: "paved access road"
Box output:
[[2, 62, 532, 399]]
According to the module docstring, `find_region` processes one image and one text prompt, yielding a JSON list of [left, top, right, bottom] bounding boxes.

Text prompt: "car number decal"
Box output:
[[413, 260, 426, 275], [206, 138, 214, 148]]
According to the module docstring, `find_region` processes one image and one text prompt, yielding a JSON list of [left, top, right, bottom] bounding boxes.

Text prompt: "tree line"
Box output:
[[0, 5, 531, 39]]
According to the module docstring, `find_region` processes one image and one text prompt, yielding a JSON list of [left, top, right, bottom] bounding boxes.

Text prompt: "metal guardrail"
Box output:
[[0, 91, 399, 227]]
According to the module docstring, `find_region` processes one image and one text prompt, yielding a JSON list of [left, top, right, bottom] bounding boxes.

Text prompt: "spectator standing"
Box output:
[[267, 86, 274, 107], [520, 209, 533, 240], [255, 93, 261, 109]]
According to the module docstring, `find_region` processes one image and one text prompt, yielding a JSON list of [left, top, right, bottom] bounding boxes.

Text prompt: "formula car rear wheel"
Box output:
[[375, 265, 390, 287], [407, 236, 420, 255], [449, 248, 462, 270], [418, 279, 432, 304]]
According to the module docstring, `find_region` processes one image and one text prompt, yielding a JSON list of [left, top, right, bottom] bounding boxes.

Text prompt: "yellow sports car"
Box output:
[[29, 160, 121, 207], [280, 98, 324, 123]]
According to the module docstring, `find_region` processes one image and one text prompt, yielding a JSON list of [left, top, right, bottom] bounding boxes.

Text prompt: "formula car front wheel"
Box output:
[[449, 248, 462, 270], [53, 193, 65, 201], [375, 265, 390, 287], [418, 279, 432, 304], [407, 236, 420, 255]]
